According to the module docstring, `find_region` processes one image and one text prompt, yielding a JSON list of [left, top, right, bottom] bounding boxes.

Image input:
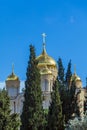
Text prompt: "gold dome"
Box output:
[[6, 64, 19, 81], [75, 76, 81, 82], [6, 72, 19, 81], [36, 44, 57, 68], [70, 73, 81, 83]]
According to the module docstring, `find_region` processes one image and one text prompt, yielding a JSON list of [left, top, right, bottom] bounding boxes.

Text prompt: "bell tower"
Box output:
[[5, 64, 20, 98]]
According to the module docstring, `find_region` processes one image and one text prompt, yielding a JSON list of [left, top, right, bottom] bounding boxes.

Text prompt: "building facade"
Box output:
[[5, 38, 58, 114], [5, 35, 85, 117], [70, 72, 85, 117]]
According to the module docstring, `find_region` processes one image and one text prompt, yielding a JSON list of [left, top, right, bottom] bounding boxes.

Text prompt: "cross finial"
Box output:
[[42, 33, 46, 44]]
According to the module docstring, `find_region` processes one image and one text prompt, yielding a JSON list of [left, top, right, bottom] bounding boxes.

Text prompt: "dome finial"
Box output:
[[74, 64, 76, 74], [42, 33, 47, 54], [12, 63, 14, 74]]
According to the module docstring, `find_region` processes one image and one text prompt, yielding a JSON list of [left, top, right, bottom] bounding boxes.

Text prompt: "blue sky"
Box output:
[[0, 0, 87, 88]]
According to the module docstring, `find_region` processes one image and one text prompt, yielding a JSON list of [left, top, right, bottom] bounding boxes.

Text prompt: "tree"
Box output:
[[0, 89, 20, 130], [21, 45, 45, 130], [69, 82, 77, 119], [57, 57, 65, 83], [65, 114, 87, 130], [65, 60, 72, 87], [48, 80, 65, 130], [57, 58, 68, 123]]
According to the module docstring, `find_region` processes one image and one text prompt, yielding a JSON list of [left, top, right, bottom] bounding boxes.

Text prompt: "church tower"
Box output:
[[70, 68, 84, 117], [5, 65, 22, 114], [5, 65, 20, 98], [36, 33, 58, 108]]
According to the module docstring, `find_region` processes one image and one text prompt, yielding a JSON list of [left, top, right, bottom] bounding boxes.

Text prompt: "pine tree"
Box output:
[[65, 60, 72, 87], [48, 80, 65, 130], [21, 45, 45, 130], [0, 89, 20, 130]]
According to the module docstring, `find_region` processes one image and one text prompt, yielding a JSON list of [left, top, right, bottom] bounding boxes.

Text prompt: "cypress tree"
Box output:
[[57, 58, 65, 83], [65, 60, 72, 87], [48, 80, 65, 130], [0, 89, 20, 130], [57, 58, 67, 123], [21, 45, 45, 130], [69, 82, 76, 119]]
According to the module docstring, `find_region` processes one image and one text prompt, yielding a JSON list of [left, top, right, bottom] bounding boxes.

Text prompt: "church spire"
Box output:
[[42, 33, 47, 54]]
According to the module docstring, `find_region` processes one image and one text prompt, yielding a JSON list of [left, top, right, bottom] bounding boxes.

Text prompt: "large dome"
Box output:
[[36, 45, 57, 68]]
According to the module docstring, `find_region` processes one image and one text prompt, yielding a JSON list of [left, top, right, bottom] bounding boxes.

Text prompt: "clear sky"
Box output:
[[0, 0, 87, 88]]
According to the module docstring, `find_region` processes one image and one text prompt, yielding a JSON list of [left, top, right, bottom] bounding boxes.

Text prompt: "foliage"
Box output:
[[57, 57, 65, 83], [48, 80, 65, 130], [21, 45, 45, 130], [65, 60, 72, 87], [0, 88, 20, 130], [57, 58, 72, 123], [65, 113, 87, 130]]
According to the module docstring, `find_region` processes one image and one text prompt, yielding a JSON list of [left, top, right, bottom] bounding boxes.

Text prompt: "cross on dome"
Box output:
[[42, 33, 46, 44]]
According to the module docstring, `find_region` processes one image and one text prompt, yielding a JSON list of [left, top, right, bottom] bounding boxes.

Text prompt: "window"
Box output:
[[45, 79, 49, 91]]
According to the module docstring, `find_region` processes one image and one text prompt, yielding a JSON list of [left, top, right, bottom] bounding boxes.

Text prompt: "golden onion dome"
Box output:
[[75, 76, 81, 82], [40, 66, 52, 75], [6, 65, 19, 81], [70, 73, 81, 83], [6, 72, 19, 81], [36, 44, 57, 68], [70, 65, 81, 83]]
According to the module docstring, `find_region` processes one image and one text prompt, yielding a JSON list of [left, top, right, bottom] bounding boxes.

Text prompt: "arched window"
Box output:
[[45, 79, 49, 91]]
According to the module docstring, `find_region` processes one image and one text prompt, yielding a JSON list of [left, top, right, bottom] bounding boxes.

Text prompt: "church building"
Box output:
[[5, 34, 85, 117], [5, 34, 58, 114]]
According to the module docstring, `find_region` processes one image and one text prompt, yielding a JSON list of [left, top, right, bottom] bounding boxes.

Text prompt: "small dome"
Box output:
[[75, 76, 81, 82], [36, 45, 57, 68], [6, 72, 19, 81], [70, 73, 81, 83], [6, 65, 19, 81]]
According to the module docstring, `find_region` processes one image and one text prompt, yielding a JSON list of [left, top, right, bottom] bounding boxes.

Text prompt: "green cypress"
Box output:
[[57, 58, 65, 83], [65, 60, 72, 87], [21, 44, 45, 130], [48, 80, 65, 130], [0, 89, 20, 130]]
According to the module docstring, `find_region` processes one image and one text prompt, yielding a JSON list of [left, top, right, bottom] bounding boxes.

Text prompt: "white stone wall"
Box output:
[[10, 93, 24, 115]]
